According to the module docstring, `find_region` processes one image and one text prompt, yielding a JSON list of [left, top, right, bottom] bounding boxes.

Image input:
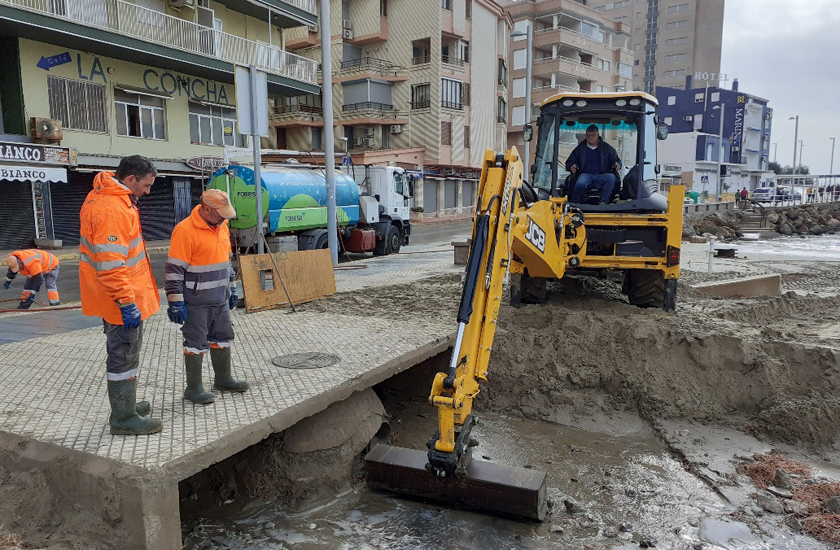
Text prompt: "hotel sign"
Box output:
[[0, 142, 76, 166]]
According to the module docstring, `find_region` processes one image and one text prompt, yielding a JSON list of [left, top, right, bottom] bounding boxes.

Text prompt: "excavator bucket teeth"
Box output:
[[365, 444, 548, 521]]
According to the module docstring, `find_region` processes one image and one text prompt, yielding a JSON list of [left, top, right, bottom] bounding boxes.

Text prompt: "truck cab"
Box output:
[[350, 164, 413, 253]]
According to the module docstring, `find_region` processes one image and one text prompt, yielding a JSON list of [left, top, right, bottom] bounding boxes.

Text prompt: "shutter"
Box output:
[[52, 174, 94, 246], [464, 125, 470, 149], [137, 178, 176, 241], [0, 183, 36, 249], [441, 121, 451, 146]]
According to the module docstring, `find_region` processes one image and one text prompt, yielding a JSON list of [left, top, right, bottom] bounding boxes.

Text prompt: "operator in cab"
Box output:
[[565, 124, 621, 205]]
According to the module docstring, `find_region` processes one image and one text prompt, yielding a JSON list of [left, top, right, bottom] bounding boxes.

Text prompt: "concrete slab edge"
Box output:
[[162, 332, 456, 482]]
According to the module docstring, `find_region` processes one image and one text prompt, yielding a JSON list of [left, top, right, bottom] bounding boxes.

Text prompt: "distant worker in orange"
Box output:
[[165, 189, 249, 405], [4, 249, 61, 308], [79, 155, 163, 436]]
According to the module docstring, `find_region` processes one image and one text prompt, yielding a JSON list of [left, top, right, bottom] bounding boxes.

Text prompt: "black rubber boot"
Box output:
[[133, 378, 151, 416], [184, 353, 215, 404], [107, 380, 163, 436], [210, 347, 249, 392]]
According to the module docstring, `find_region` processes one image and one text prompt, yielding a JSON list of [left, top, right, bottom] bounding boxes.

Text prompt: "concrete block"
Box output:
[[35, 238, 62, 249], [692, 274, 782, 298], [452, 240, 469, 265]]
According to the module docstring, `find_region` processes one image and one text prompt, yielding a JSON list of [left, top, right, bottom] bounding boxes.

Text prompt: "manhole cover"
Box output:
[[272, 352, 342, 369]]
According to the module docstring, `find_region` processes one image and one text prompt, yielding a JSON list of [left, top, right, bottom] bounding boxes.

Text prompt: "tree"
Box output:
[[772, 163, 810, 175], [769, 161, 783, 174]]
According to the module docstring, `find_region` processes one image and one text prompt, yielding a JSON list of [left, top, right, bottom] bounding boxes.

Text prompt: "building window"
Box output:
[[693, 113, 703, 130], [512, 77, 526, 98], [644, 81, 655, 94], [188, 102, 244, 146], [464, 125, 470, 148], [441, 121, 451, 145], [460, 41, 470, 63], [512, 105, 525, 126], [664, 116, 672, 125], [663, 69, 687, 78], [441, 0, 451, 10], [441, 78, 464, 110], [667, 95, 676, 105], [646, 15, 657, 30], [497, 97, 507, 123], [665, 53, 687, 62], [695, 92, 705, 103], [463, 82, 470, 107], [645, 48, 656, 62], [381, 125, 390, 148], [644, 65, 655, 78], [411, 83, 430, 109], [598, 59, 611, 71], [617, 62, 633, 77], [115, 90, 166, 140], [664, 36, 688, 46], [465, 0, 471, 19], [667, 3, 689, 12], [312, 127, 323, 150], [647, 0, 658, 13], [47, 76, 107, 133], [498, 59, 507, 86], [666, 19, 689, 29], [710, 92, 720, 102]]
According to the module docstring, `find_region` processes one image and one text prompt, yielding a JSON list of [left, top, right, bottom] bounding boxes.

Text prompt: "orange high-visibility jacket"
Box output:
[[165, 205, 234, 307], [79, 172, 160, 325], [8, 249, 59, 279]]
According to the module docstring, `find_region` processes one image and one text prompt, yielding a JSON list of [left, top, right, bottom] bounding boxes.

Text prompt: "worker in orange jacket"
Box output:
[[4, 249, 61, 308], [165, 189, 249, 404], [79, 155, 162, 436]]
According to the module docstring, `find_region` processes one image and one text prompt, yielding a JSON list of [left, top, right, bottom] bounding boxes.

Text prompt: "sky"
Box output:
[[720, 0, 840, 174]]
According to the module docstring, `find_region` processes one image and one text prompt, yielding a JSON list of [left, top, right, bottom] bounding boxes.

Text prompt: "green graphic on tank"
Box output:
[[210, 171, 269, 231]]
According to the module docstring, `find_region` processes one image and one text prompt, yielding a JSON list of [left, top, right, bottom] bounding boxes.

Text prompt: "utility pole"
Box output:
[[320, 0, 338, 266], [772, 142, 777, 163], [790, 115, 799, 174], [830, 137, 836, 174], [524, 23, 533, 171], [713, 105, 724, 201]]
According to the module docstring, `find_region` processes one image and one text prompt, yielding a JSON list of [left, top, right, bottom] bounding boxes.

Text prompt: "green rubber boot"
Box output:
[[210, 347, 250, 392], [107, 380, 163, 436], [184, 353, 215, 404], [133, 378, 151, 417]]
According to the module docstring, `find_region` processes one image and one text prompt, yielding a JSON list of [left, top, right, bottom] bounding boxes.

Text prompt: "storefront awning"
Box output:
[[0, 165, 67, 183]]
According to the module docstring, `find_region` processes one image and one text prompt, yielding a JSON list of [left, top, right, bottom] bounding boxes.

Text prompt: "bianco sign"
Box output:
[[0, 142, 74, 165], [186, 156, 228, 171], [0, 165, 67, 183]]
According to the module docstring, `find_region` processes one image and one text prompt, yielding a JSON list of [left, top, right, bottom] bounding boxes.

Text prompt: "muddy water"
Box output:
[[183, 403, 741, 550]]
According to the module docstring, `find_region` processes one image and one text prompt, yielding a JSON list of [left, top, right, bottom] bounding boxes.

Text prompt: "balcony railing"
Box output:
[[342, 102, 394, 112], [412, 54, 431, 65], [340, 57, 398, 75], [441, 54, 465, 66], [268, 0, 317, 15], [2, 0, 318, 86], [497, 115, 506, 124], [273, 104, 323, 115], [411, 99, 431, 109], [441, 100, 463, 110]]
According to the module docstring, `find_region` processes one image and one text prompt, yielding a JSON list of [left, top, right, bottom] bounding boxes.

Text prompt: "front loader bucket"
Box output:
[[365, 444, 548, 521]]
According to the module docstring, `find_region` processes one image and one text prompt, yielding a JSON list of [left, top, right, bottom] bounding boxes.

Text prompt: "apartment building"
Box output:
[[503, 0, 633, 162], [278, 0, 511, 218], [593, 0, 724, 93], [0, 0, 318, 249], [656, 78, 773, 194]]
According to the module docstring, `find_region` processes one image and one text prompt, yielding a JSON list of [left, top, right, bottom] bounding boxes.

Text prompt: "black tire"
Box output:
[[386, 225, 402, 254], [510, 272, 547, 306], [314, 232, 329, 250], [624, 269, 666, 309]]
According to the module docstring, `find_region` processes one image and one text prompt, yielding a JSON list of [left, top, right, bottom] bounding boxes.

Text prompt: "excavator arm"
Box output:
[[426, 148, 584, 478]]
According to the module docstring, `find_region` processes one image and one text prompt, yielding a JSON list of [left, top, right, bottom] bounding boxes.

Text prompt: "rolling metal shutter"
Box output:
[[0, 183, 36, 249], [137, 178, 176, 241], [51, 174, 93, 247]]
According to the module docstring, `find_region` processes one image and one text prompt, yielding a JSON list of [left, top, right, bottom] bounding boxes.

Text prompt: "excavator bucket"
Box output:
[[365, 444, 548, 521]]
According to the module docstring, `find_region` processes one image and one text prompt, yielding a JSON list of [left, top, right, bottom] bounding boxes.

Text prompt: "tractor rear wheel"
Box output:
[[623, 269, 666, 309]]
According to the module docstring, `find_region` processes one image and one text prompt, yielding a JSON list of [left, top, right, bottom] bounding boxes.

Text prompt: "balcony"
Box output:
[[532, 55, 597, 81], [411, 99, 431, 110], [441, 100, 463, 110], [270, 104, 323, 126], [213, 0, 317, 28], [343, 102, 393, 113], [441, 54, 465, 67], [0, 0, 318, 90], [412, 54, 431, 66], [339, 57, 402, 78]]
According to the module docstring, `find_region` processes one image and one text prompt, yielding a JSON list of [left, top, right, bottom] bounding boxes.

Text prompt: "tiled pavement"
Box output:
[[0, 248, 461, 478]]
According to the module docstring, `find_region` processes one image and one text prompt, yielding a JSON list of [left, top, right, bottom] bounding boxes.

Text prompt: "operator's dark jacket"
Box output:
[[564, 137, 621, 175]]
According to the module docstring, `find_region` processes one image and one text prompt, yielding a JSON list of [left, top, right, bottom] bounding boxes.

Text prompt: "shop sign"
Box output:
[[186, 156, 228, 172], [0, 142, 75, 165], [0, 165, 68, 183]]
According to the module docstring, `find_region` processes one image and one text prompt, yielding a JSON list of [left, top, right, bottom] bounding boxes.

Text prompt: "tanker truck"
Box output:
[[207, 163, 412, 255]]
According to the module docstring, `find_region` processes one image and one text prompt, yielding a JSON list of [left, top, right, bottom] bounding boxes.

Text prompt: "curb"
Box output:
[[53, 246, 170, 262]]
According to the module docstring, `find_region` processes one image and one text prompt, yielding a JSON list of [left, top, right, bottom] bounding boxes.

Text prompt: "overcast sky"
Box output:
[[720, 0, 840, 174]]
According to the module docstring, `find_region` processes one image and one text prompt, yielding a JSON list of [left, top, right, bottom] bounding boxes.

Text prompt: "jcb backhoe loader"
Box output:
[[366, 92, 685, 521]]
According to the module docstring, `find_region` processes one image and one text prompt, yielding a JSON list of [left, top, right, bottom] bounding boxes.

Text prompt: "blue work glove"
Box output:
[[229, 286, 238, 310], [120, 303, 142, 331], [167, 301, 188, 325], [17, 294, 34, 309], [3, 278, 11, 289]]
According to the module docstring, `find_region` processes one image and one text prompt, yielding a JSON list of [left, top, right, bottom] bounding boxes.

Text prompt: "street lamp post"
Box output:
[[511, 24, 533, 171], [830, 137, 836, 174], [789, 115, 799, 174], [713, 105, 724, 201], [772, 142, 777, 163]]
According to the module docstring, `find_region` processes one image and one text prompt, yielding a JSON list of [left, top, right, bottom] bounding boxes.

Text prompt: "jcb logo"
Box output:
[[525, 216, 546, 253]]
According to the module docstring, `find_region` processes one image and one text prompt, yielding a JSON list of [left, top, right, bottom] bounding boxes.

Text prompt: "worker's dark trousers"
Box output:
[[181, 302, 234, 355], [103, 320, 143, 381]]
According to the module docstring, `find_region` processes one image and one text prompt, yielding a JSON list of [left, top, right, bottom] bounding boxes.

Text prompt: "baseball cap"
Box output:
[[5, 254, 19, 273], [201, 189, 236, 219]]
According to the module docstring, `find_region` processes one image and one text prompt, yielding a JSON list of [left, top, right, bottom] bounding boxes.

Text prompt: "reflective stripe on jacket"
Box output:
[[6, 249, 59, 292], [79, 171, 160, 325], [165, 205, 234, 307]]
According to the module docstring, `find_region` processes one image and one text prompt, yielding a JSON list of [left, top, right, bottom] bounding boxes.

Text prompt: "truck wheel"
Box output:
[[386, 225, 402, 254], [510, 272, 547, 307], [624, 269, 666, 309], [314, 233, 329, 250]]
